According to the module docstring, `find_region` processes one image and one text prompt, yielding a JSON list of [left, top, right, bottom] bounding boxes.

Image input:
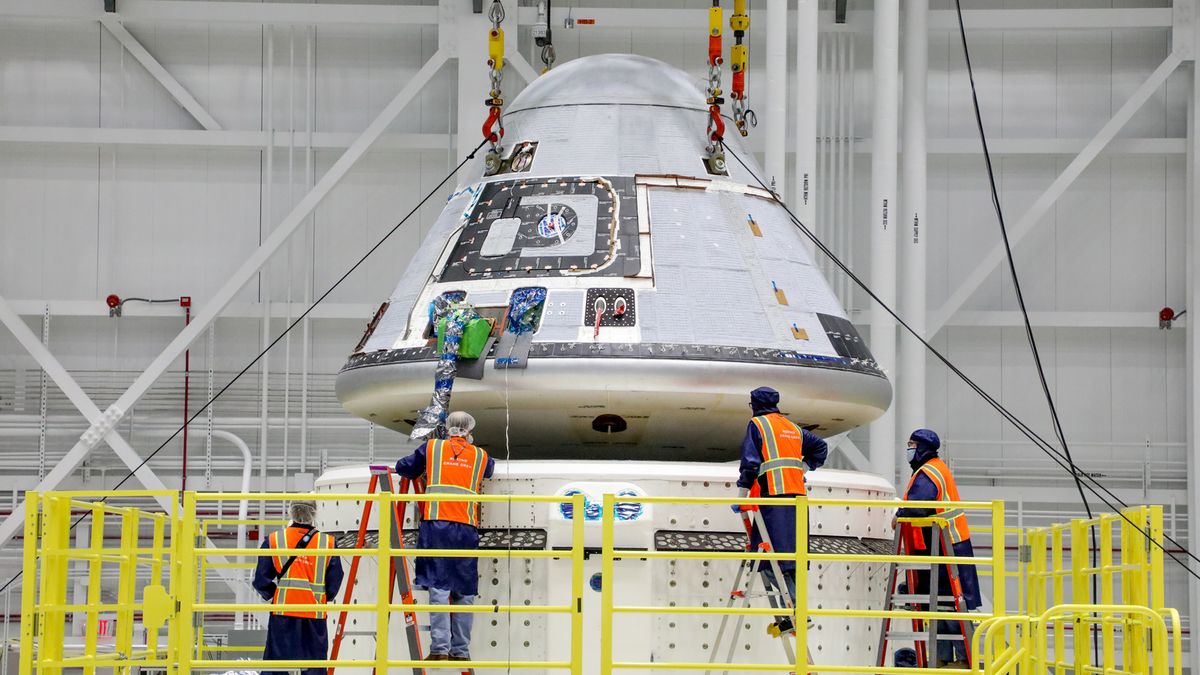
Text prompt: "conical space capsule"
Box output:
[[337, 54, 891, 459]]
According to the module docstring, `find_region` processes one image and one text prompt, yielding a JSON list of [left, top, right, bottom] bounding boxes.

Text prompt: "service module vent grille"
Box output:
[[333, 529, 548, 551], [654, 531, 894, 555]]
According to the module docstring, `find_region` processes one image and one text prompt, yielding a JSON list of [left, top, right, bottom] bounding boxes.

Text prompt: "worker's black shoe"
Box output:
[[424, 654, 450, 661], [449, 655, 471, 662]]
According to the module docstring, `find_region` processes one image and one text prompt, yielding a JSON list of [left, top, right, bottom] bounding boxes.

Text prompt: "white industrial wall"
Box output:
[[0, 0, 1194, 665]]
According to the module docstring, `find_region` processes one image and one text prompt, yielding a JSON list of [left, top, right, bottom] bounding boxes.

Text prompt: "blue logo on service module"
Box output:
[[557, 488, 645, 521]]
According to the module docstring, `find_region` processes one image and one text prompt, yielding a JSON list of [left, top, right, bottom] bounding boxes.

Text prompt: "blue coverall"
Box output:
[[252, 524, 344, 675], [896, 445, 981, 664], [736, 388, 828, 598]]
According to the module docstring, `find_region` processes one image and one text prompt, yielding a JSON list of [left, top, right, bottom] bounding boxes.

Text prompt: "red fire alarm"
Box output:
[[106, 294, 122, 317], [1160, 307, 1176, 329]]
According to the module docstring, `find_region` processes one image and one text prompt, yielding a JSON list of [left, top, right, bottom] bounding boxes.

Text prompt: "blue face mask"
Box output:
[[905, 447, 917, 463]]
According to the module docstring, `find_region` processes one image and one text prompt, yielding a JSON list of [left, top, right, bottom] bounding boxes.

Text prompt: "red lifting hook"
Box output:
[[482, 107, 504, 143], [708, 105, 725, 142]]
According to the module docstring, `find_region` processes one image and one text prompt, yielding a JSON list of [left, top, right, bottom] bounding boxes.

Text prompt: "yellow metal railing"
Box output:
[[599, 495, 1005, 674], [1025, 506, 1173, 675], [18, 490, 1181, 675], [20, 490, 588, 675]]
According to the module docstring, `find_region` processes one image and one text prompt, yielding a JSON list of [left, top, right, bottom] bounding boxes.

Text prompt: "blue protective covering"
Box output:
[[506, 287, 547, 335]]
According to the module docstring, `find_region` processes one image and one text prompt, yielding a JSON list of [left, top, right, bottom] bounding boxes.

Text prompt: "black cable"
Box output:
[[718, 140, 1200, 585], [949, 0, 1100, 658], [0, 138, 489, 597]]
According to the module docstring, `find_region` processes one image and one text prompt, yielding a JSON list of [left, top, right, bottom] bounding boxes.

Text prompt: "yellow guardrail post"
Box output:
[[18, 492, 39, 675], [600, 493, 614, 675], [794, 495, 808, 675], [82, 503, 106, 675], [116, 507, 139, 664], [166, 500, 181, 671], [990, 499, 1006, 668], [376, 490, 391, 672], [196, 520, 208, 658], [39, 494, 70, 675], [147, 513, 166, 658], [570, 492, 585, 675], [1149, 505, 1165, 609], [177, 493, 198, 675], [1069, 518, 1089, 675], [1099, 515, 1115, 670], [1142, 504, 1161, 672], [1051, 526, 1065, 675]]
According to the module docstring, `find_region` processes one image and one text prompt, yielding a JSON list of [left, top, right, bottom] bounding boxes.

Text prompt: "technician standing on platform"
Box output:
[[896, 429, 982, 668], [735, 386, 828, 607], [253, 499, 343, 675], [395, 410, 495, 662]]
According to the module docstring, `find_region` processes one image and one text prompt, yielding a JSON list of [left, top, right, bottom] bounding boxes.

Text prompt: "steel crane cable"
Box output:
[[950, 0, 1099, 658], [0, 138, 490, 596], [718, 140, 1200, 584]]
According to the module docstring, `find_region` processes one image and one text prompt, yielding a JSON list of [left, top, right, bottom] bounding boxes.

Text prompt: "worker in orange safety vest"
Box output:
[[395, 410, 495, 662], [734, 386, 827, 627], [252, 499, 343, 675], [895, 429, 981, 668]]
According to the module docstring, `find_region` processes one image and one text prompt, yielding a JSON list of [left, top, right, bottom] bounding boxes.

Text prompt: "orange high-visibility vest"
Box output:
[[423, 437, 489, 527], [904, 457, 971, 549], [751, 412, 808, 496], [267, 526, 334, 619]]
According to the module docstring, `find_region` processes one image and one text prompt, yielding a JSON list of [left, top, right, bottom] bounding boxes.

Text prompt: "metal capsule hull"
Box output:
[[337, 54, 892, 454]]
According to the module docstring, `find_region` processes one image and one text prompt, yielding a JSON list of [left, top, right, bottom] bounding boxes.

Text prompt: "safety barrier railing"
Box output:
[[598, 494, 1006, 674], [1031, 604, 1179, 675], [18, 490, 179, 675], [1025, 506, 1171, 675], [19, 489, 1181, 675], [20, 490, 588, 675], [970, 615, 1031, 675]]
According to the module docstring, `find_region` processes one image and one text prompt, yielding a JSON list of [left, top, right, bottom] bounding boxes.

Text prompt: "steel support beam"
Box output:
[[0, 127, 1184, 156], [793, 0, 818, 256], [829, 435, 870, 473], [898, 0, 928, 443], [868, 0, 900, 483], [0, 294, 169, 518], [0, 126, 452, 151], [99, 14, 222, 130], [0, 295, 243, 596], [945, 311, 1181, 329], [763, 0, 787, 197], [929, 51, 1184, 334], [1, 2, 1171, 32], [0, 0, 440, 25], [27, 50, 451, 510], [1187, 49, 1200, 675]]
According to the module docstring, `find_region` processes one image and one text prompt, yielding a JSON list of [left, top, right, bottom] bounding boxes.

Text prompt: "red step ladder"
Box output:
[[329, 466, 469, 675], [876, 518, 974, 668]]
